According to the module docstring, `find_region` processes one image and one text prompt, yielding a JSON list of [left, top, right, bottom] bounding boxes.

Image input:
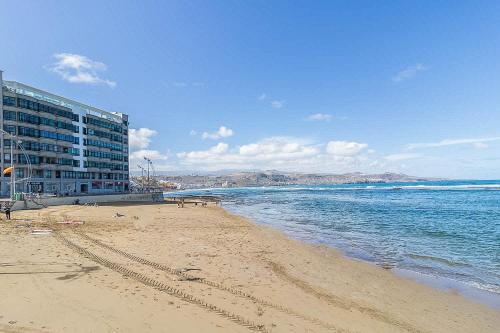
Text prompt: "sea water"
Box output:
[[165, 180, 500, 306]]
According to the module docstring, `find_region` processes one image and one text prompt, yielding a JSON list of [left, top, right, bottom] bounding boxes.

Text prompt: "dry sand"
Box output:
[[0, 202, 498, 333]]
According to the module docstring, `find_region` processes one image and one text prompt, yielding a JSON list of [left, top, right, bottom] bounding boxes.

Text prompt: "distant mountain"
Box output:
[[149, 171, 439, 189]]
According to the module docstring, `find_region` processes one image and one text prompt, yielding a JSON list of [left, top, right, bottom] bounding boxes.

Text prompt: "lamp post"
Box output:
[[10, 137, 14, 198], [137, 164, 146, 189], [143, 157, 152, 184], [0, 129, 32, 200], [137, 164, 145, 177]]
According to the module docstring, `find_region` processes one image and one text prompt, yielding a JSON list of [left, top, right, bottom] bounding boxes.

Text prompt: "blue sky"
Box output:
[[1, 0, 499, 178]]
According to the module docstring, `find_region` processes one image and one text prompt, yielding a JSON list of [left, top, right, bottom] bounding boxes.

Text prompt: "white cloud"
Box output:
[[176, 137, 381, 173], [177, 143, 229, 160], [271, 100, 285, 109], [307, 113, 333, 122], [202, 126, 234, 140], [189, 130, 197, 136], [177, 137, 321, 170], [128, 127, 170, 170], [129, 148, 171, 172], [258, 94, 284, 108], [124, 127, 499, 177], [392, 64, 428, 82], [384, 153, 422, 161], [407, 137, 500, 150], [326, 141, 368, 156], [48, 53, 116, 88], [130, 149, 168, 161], [238, 137, 319, 158], [473, 142, 488, 149], [129, 128, 158, 149]]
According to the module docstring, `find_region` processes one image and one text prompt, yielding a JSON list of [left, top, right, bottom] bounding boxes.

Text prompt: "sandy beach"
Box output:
[[0, 201, 498, 333]]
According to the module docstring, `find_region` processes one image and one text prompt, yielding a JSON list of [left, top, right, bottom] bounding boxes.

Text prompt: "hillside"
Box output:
[[147, 171, 437, 189]]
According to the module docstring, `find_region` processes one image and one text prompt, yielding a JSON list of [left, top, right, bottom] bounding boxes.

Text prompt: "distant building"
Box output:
[[0, 71, 129, 195]]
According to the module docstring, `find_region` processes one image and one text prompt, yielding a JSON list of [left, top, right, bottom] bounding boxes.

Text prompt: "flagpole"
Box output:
[[11, 138, 14, 200]]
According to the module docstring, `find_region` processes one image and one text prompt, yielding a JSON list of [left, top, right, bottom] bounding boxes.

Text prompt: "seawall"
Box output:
[[10, 192, 163, 210]]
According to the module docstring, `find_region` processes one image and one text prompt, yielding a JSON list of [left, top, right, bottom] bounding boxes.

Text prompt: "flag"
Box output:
[[3, 166, 12, 175]]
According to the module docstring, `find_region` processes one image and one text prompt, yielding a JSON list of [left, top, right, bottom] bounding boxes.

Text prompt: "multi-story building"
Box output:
[[0, 71, 129, 196]]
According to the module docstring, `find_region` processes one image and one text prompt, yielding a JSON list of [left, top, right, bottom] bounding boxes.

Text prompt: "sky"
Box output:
[[1, 0, 499, 179]]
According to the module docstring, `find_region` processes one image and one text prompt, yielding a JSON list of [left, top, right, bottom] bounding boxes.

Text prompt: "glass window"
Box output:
[[15, 169, 24, 178], [3, 125, 16, 135], [3, 110, 16, 121], [3, 96, 16, 106]]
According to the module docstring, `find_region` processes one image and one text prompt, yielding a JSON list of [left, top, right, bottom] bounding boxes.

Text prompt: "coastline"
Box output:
[[0, 202, 499, 332], [219, 204, 500, 309], [393, 268, 500, 309], [170, 180, 500, 305]]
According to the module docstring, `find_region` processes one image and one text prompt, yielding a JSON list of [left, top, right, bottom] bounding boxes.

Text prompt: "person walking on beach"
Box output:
[[5, 206, 11, 220]]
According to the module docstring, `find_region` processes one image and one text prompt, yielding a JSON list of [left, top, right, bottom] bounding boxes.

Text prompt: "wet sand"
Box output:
[[0, 202, 498, 332]]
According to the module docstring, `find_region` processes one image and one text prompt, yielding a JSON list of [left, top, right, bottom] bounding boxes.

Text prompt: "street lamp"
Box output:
[[137, 164, 145, 178], [0, 129, 32, 200], [143, 157, 152, 183], [137, 164, 146, 189]]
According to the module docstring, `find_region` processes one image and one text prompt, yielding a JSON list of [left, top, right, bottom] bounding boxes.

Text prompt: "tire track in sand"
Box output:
[[75, 230, 340, 331], [54, 231, 269, 332], [269, 261, 426, 333]]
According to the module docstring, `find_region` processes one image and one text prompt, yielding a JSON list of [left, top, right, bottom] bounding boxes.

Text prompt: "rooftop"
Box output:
[[2, 80, 125, 124]]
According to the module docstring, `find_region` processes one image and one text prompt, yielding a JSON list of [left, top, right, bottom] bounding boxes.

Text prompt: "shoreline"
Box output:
[[1, 202, 499, 332], [393, 268, 500, 309], [221, 204, 500, 309], [220, 204, 500, 309], [167, 185, 500, 308]]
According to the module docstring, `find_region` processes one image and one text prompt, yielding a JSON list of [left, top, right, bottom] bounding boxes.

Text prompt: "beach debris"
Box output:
[[114, 213, 125, 218], [58, 220, 84, 225], [178, 276, 203, 282], [256, 306, 264, 317], [179, 267, 202, 272], [133, 216, 139, 220], [31, 229, 52, 235]]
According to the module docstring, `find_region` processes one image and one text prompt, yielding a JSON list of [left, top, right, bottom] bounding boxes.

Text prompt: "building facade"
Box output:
[[0, 71, 129, 196]]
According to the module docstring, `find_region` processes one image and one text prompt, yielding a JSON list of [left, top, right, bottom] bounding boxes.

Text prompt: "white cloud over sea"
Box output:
[[326, 141, 368, 156], [176, 137, 375, 172], [127, 124, 500, 178], [407, 136, 500, 150]]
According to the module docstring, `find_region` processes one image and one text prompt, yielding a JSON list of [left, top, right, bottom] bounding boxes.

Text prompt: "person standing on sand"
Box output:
[[5, 206, 11, 220]]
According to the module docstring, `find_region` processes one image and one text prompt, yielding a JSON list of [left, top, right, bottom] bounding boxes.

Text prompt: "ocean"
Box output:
[[165, 180, 500, 306]]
